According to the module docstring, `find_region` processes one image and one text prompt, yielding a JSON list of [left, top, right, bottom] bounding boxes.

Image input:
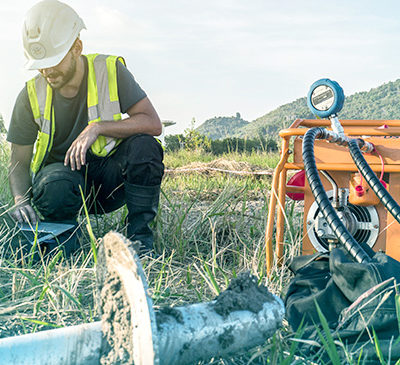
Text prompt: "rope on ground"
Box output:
[[165, 167, 273, 176]]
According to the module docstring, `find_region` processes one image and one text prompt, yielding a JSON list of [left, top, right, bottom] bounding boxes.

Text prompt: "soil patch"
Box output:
[[180, 159, 261, 172], [218, 326, 235, 349], [155, 306, 184, 331], [167, 158, 273, 176], [213, 271, 275, 317]]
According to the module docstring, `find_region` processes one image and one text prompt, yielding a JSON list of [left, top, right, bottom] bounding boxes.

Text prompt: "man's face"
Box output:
[[39, 50, 77, 90]]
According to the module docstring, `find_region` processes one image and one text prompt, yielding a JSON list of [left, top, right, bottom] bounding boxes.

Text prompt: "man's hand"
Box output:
[[64, 123, 99, 170], [9, 144, 37, 224], [11, 198, 38, 225], [63, 97, 162, 171]]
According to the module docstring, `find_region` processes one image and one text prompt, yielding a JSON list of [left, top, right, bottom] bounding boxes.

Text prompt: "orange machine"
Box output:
[[265, 118, 400, 274]]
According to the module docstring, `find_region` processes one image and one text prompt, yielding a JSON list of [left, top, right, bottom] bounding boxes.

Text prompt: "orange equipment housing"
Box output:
[[265, 119, 400, 275]]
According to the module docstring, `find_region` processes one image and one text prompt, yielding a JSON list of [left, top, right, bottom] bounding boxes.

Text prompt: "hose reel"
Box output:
[[306, 189, 379, 253]]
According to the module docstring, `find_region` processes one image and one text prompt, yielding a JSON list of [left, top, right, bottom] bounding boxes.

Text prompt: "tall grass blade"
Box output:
[[372, 328, 386, 365], [79, 185, 97, 264], [395, 292, 400, 334], [19, 317, 63, 329], [314, 300, 341, 365]]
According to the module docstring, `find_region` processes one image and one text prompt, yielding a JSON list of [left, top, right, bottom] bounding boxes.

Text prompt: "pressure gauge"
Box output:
[[307, 79, 345, 118]]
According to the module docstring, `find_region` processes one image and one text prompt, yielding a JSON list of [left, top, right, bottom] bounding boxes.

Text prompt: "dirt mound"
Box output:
[[185, 159, 260, 171], [213, 271, 275, 317], [169, 159, 272, 176]]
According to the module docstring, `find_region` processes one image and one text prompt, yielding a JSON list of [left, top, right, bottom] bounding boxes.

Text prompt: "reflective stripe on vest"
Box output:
[[27, 75, 55, 174], [86, 54, 125, 156], [27, 54, 125, 173]]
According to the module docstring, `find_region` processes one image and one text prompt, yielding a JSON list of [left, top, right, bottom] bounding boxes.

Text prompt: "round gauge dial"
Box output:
[[310, 85, 335, 111], [307, 79, 344, 118]]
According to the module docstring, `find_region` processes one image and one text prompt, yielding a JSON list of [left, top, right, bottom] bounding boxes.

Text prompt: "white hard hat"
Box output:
[[22, 0, 86, 70]]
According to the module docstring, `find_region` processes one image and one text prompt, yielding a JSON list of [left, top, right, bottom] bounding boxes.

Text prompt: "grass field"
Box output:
[[0, 143, 394, 364]]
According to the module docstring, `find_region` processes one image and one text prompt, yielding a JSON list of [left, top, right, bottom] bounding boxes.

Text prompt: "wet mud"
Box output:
[[218, 326, 235, 349], [96, 234, 135, 365], [155, 306, 184, 331], [213, 271, 275, 317]]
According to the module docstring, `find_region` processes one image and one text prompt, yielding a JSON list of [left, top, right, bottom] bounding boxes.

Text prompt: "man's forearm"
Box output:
[[64, 96, 162, 170], [92, 96, 162, 139], [8, 159, 38, 224], [9, 163, 33, 204], [8, 144, 38, 223], [93, 114, 162, 139], [9, 143, 34, 204]]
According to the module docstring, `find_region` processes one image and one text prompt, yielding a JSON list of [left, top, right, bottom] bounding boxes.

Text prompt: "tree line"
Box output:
[[165, 131, 278, 154]]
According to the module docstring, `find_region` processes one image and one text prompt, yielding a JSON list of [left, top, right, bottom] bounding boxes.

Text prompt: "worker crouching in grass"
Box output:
[[7, 0, 164, 256]]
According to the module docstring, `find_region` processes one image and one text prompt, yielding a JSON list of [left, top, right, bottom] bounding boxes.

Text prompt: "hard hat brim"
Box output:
[[24, 51, 67, 71]]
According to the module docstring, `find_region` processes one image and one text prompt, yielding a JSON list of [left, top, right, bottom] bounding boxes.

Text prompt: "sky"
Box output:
[[2, 0, 400, 135]]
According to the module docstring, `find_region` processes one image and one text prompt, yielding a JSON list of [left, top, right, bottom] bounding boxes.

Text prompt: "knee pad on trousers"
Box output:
[[121, 134, 164, 186], [32, 163, 84, 221]]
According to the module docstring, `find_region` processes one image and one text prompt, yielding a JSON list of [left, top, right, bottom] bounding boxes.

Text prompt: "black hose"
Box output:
[[302, 128, 371, 263], [348, 138, 400, 224]]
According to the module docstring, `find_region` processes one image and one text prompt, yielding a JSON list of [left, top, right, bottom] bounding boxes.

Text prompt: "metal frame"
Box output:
[[265, 119, 400, 275]]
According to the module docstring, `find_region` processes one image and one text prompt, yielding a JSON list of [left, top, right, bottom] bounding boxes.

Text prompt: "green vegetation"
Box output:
[[0, 114, 5, 134], [197, 79, 400, 140], [0, 143, 11, 204], [166, 134, 278, 155], [209, 136, 278, 154]]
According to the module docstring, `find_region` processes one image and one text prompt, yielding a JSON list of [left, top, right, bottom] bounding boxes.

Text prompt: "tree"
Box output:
[[0, 114, 6, 134], [165, 134, 184, 152], [183, 118, 211, 152]]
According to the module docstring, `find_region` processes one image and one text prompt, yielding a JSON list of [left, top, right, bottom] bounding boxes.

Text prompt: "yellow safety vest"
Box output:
[[27, 54, 125, 174]]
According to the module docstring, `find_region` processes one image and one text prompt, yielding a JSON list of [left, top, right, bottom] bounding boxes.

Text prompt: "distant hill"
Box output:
[[197, 79, 400, 140], [196, 112, 249, 140], [239, 97, 312, 138]]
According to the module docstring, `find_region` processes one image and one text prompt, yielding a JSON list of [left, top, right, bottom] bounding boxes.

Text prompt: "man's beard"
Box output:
[[47, 57, 77, 90]]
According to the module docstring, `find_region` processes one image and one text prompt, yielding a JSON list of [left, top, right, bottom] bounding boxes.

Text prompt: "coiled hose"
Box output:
[[348, 138, 400, 224], [302, 127, 371, 263]]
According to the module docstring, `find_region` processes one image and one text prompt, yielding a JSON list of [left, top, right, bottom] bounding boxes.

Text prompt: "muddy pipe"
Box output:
[[0, 232, 284, 365], [0, 322, 103, 364], [156, 295, 284, 365]]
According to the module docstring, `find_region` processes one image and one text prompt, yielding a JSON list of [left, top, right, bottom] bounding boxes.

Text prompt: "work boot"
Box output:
[[124, 182, 161, 256]]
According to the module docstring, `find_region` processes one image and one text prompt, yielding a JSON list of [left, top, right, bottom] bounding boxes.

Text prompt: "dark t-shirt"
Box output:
[[7, 56, 147, 164]]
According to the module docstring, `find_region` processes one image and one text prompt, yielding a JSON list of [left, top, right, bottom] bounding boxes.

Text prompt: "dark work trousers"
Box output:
[[31, 134, 164, 222]]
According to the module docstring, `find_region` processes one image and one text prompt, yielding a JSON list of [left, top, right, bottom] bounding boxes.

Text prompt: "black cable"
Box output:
[[348, 138, 400, 224], [302, 128, 371, 263]]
